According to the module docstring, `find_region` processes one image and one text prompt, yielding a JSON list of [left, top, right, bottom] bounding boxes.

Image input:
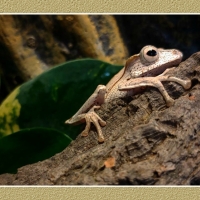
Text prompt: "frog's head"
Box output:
[[138, 45, 183, 76], [125, 45, 183, 78], [140, 45, 182, 65]]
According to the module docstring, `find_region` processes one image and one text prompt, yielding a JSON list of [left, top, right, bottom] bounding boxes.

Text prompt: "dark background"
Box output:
[[115, 15, 199, 60]]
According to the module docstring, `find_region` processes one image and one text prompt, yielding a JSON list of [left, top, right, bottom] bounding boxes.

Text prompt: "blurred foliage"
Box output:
[[0, 15, 127, 103], [0, 59, 122, 174], [0, 59, 122, 139], [0, 127, 72, 174]]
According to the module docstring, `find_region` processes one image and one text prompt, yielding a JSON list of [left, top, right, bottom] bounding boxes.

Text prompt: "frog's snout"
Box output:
[[173, 49, 183, 56]]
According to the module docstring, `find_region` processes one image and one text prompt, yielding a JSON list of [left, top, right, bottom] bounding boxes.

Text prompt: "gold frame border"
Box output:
[[0, 0, 199, 13], [1, 187, 200, 199], [0, 0, 199, 198]]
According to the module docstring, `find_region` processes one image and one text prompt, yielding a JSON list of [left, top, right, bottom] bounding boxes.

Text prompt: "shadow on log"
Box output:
[[1, 52, 200, 185]]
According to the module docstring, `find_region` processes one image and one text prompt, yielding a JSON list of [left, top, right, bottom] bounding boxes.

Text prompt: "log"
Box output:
[[0, 52, 200, 185]]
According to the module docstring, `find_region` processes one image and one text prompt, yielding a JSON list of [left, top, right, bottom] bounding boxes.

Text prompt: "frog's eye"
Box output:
[[140, 45, 159, 64]]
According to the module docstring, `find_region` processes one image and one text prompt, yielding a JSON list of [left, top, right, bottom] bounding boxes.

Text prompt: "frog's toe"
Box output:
[[81, 111, 106, 142], [99, 120, 106, 126], [95, 114, 106, 126], [184, 80, 192, 89], [166, 98, 175, 107], [90, 112, 105, 142], [98, 136, 105, 143], [81, 130, 89, 137], [81, 115, 91, 137]]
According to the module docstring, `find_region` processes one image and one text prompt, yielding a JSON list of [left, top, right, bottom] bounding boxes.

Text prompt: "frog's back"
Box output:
[[105, 55, 139, 102]]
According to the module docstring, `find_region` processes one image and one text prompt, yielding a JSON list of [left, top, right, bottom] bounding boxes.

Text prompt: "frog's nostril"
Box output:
[[172, 49, 183, 58], [173, 50, 178, 54]]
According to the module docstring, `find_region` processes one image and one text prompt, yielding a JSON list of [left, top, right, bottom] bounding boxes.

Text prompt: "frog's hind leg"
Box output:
[[80, 106, 106, 143], [65, 85, 107, 142]]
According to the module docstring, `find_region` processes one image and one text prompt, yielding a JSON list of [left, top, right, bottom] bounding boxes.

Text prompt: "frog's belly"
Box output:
[[105, 88, 135, 103], [105, 83, 146, 103]]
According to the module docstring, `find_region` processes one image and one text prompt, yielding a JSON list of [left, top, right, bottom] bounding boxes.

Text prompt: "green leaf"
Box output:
[[0, 127, 72, 174], [0, 59, 123, 139]]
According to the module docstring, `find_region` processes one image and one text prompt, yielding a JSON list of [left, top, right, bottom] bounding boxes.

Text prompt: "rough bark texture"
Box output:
[[0, 52, 200, 185]]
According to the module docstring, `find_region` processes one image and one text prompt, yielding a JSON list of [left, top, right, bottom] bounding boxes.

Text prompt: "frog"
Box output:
[[65, 45, 191, 143]]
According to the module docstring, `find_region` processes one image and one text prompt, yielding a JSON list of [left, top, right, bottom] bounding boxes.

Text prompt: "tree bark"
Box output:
[[0, 52, 200, 185]]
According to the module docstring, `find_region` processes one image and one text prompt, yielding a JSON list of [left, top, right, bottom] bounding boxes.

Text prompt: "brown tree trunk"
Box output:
[[0, 52, 200, 185]]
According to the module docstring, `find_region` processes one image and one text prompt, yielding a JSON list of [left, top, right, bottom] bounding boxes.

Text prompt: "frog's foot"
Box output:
[[81, 106, 106, 143], [165, 98, 175, 107]]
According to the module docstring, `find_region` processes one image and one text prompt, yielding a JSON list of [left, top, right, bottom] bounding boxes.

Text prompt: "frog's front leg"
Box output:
[[118, 75, 191, 107], [65, 85, 107, 142]]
